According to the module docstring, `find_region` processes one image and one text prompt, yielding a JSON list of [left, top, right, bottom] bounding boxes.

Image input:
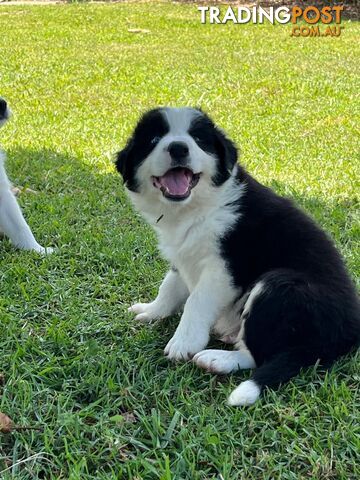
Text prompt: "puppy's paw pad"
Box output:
[[227, 380, 260, 407]]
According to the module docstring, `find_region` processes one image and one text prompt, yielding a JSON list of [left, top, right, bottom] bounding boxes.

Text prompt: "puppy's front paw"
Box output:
[[128, 301, 163, 323], [164, 331, 208, 362]]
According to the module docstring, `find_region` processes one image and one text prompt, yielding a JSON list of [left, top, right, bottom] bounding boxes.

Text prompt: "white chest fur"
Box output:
[[157, 212, 227, 291], [127, 176, 245, 360], [132, 176, 244, 293]]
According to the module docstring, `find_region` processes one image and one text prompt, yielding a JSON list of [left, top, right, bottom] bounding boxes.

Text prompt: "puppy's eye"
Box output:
[[193, 136, 201, 143], [151, 136, 161, 145]]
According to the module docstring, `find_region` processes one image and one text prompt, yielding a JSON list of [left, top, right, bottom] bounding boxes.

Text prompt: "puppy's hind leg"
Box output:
[[227, 270, 329, 406], [227, 347, 318, 406], [0, 154, 52, 254]]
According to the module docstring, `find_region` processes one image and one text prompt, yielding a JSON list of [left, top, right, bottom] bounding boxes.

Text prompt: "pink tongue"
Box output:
[[159, 169, 191, 196]]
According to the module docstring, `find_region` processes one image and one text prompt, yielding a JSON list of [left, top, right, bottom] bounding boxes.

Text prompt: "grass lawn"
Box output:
[[0, 2, 359, 478]]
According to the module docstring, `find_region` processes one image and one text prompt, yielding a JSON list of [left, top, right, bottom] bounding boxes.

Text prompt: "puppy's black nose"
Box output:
[[0, 98, 7, 117], [168, 141, 189, 159]]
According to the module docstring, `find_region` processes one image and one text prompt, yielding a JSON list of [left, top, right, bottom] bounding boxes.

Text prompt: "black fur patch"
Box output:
[[220, 171, 360, 388], [188, 113, 238, 186], [116, 109, 169, 192]]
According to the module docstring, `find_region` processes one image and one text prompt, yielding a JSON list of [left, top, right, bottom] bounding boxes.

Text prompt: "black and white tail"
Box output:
[[228, 347, 320, 406]]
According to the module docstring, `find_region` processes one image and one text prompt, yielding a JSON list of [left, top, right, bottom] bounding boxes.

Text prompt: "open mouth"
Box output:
[[152, 167, 201, 201]]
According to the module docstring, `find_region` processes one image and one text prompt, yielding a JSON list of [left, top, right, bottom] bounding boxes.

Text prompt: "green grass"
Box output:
[[0, 2, 359, 478]]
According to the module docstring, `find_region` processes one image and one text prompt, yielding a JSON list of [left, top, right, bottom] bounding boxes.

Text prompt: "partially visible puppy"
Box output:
[[0, 98, 52, 254], [116, 107, 360, 406]]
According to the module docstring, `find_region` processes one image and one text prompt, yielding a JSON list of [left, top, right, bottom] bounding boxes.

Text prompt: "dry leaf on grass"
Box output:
[[110, 412, 137, 424], [122, 412, 137, 423], [0, 413, 14, 433]]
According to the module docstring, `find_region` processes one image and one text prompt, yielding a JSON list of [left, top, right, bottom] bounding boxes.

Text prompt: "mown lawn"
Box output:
[[0, 2, 359, 479]]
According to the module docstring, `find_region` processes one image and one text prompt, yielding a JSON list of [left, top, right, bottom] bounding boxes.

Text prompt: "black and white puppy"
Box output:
[[0, 98, 52, 254], [116, 107, 360, 406]]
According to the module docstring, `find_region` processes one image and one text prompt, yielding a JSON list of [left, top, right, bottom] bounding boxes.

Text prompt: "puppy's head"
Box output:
[[0, 98, 10, 128], [116, 107, 238, 205]]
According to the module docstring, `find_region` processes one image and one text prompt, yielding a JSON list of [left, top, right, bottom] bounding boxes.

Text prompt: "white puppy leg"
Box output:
[[128, 268, 189, 322], [164, 269, 237, 361], [0, 154, 52, 254], [193, 348, 256, 374]]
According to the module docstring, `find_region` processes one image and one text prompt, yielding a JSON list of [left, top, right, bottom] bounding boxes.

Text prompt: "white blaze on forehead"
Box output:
[[162, 107, 202, 135]]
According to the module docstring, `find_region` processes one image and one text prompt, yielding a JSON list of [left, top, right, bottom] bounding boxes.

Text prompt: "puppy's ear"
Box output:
[[116, 148, 128, 179], [216, 129, 238, 172], [115, 139, 133, 181]]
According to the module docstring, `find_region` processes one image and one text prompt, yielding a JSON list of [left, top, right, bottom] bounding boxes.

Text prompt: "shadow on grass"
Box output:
[[6, 147, 119, 197], [2, 147, 129, 251], [5, 147, 358, 255]]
